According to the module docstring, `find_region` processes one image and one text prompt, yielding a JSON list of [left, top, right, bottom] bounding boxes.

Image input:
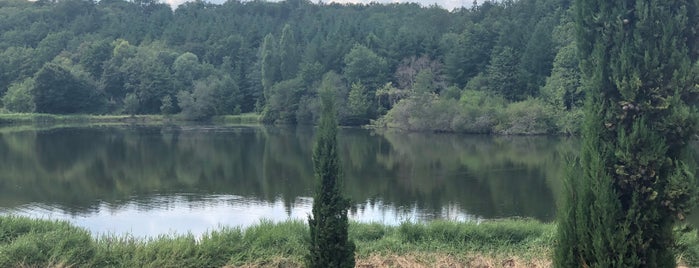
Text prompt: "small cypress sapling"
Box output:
[[306, 84, 356, 268]]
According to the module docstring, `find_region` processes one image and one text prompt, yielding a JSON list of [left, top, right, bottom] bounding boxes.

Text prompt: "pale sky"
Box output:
[[164, 0, 474, 11]]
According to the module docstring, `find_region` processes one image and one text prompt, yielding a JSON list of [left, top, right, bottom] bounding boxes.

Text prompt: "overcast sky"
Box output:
[[163, 0, 474, 12]]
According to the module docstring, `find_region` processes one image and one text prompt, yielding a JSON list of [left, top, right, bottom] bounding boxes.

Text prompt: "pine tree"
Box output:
[[555, 0, 699, 267], [306, 84, 356, 268]]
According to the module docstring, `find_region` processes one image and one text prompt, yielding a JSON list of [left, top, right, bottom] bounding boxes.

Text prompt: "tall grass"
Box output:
[[1, 215, 697, 267], [211, 113, 261, 124], [0, 216, 94, 267]]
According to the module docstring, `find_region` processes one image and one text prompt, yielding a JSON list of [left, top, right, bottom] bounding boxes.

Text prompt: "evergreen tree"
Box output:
[[555, 0, 699, 267], [485, 46, 520, 101], [278, 24, 299, 81], [306, 83, 355, 268], [260, 33, 280, 101]]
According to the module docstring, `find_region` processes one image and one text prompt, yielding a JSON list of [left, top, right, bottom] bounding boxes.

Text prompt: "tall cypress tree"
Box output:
[[306, 82, 355, 268], [555, 0, 699, 267], [260, 33, 279, 100]]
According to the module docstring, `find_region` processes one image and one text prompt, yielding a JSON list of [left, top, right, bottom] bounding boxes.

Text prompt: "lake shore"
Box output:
[[0, 215, 553, 267], [0, 113, 564, 135], [0, 113, 261, 125], [1, 215, 698, 267]]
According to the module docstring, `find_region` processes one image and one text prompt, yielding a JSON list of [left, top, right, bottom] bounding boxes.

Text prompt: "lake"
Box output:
[[0, 124, 574, 237]]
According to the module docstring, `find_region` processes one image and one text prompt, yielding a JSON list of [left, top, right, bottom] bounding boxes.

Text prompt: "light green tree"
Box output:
[[123, 92, 140, 116], [2, 78, 35, 113], [346, 82, 371, 124]]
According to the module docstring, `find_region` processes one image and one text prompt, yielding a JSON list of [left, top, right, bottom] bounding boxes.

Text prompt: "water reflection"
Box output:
[[0, 125, 567, 237]]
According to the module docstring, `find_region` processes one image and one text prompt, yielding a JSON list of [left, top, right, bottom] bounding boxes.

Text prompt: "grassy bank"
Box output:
[[0, 216, 555, 267], [0, 113, 262, 126], [0, 113, 169, 125], [1, 216, 698, 267], [211, 113, 262, 124]]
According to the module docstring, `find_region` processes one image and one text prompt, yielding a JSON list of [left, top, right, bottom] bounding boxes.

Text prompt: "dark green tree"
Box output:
[[485, 46, 520, 101], [555, 0, 699, 267], [33, 62, 104, 114], [306, 83, 355, 268], [78, 39, 114, 78]]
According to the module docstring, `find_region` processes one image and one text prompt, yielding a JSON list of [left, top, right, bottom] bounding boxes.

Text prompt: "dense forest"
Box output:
[[0, 0, 591, 133]]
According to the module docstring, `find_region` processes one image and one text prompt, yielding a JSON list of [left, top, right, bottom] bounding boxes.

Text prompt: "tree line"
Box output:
[[0, 0, 587, 133]]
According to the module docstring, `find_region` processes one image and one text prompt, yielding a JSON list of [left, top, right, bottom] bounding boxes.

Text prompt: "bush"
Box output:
[[495, 98, 555, 135], [373, 90, 504, 133]]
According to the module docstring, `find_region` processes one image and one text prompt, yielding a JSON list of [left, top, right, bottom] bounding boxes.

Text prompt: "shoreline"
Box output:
[[2, 215, 698, 267], [0, 113, 261, 125], [0, 113, 566, 136], [0, 215, 553, 267]]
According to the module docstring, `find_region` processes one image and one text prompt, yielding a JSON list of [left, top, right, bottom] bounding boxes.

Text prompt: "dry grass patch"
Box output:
[[355, 253, 550, 268]]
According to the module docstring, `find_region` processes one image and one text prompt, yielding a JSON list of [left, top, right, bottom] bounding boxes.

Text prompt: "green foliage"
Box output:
[[346, 82, 372, 125], [176, 79, 217, 120], [101, 43, 176, 114], [555, 0, 699, 266], [0, 0, 585, 126], [485, 46, 521, 101], [442, 85, 461, 100], [33, 62, 104, 114], [412, 69, 437, 97], [78, 39, 114, 78], [2, 78, 35, 113], [518, 17, 557, 97], [675, 225, 699, 266], [173, 52, 204, 91], [0, 216, 94, 267], [123, 92, 140, 116], [496, 98, 555, 135], [442, 25, 496, 88], [262, 78, 305, 124], [374, 90, 556, 135], [540, 43, 582, 110], [343, 44, 388, 91], [160, 95, 176, 115], [307, 87, 355, 268], [7, 214, 699, 268], [260, 33, 280, 95], [279, 24, 300, 81]]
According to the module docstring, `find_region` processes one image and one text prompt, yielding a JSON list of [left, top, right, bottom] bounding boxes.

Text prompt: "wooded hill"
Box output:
[[0, 0, 603, 133]]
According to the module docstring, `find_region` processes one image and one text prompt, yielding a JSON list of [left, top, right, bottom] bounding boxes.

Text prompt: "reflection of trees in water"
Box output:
[[344, 131, 574, 221], [0, 126, 293, 213], [0, 125, 572, 221]]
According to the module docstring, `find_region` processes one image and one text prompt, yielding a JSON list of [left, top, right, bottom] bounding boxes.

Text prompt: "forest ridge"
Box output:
[[0, 0, 595, 134]]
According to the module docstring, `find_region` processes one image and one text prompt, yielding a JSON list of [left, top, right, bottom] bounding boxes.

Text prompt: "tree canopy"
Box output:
[[0, 0, 681, 135]]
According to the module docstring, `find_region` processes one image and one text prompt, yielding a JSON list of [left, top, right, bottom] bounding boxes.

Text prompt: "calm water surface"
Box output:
[[0, 124, 573, 237]]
